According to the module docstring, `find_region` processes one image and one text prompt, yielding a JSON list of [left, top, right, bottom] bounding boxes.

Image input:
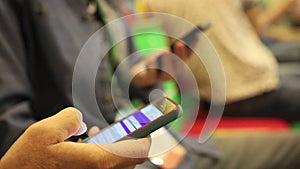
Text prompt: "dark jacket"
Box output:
[[0, 0, 117, 156]]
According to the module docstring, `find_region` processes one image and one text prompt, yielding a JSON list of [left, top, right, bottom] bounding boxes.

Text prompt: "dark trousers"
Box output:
[[195, 132, 300, 169], [223, 62, 300, 122], [137, 132, 300, 169]]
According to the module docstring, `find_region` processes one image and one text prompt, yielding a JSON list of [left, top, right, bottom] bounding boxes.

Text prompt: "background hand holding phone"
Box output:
[[130, 24, 209, 88], [130, 42, 191, 88]]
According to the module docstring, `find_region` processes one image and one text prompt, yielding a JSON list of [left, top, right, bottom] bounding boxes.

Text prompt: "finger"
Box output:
[[99, 137, 151, 167], [88, 126, 101, 136], [49, 142, 143, 169], [157, 71, 173, 82], [173, 42, 189, 60], [132, 68, 159, 88], [26, 107, 87, 144]]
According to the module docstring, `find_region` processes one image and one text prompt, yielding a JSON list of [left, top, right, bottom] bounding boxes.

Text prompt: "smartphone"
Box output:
[[170, 22, 211, 52], [156, 22, 211, 76], [83, 97, 182, 144], [130, 22, 211, 79]]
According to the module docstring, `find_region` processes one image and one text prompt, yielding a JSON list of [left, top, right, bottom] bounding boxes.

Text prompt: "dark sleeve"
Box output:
[[0, 0, 35, 157]]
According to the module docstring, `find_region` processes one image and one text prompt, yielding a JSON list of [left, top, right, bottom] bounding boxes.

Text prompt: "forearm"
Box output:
[[246, 0, 297, 34]]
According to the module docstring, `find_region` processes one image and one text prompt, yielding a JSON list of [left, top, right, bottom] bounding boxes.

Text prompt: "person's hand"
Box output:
[[0, 107, 151, 169], [130, 42, 191, 88]]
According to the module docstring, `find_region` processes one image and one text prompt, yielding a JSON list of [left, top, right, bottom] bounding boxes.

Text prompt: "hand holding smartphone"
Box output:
[[83, 97, 182, 144]]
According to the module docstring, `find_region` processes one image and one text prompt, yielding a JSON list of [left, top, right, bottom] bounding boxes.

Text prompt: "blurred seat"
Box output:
[[183, 109, 291, 138]]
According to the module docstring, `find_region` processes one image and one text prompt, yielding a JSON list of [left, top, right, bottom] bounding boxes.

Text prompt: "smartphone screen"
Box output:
[[84, 97, 181, 144]]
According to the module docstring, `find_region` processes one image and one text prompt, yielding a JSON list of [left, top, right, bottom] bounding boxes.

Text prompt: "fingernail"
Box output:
[[74, 122, 87, 136]]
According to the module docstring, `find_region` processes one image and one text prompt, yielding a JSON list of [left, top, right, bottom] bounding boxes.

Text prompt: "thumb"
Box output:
[[26, 107, 87, 145], [101, 137, 151, 158]]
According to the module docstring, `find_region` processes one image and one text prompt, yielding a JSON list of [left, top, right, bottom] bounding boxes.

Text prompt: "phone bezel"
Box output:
[[83, 97, 182, 143]]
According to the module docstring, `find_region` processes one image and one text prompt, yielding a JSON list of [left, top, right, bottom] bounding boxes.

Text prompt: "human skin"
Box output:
[[0, 107, 151, 169], [131, 42, 191, 88]]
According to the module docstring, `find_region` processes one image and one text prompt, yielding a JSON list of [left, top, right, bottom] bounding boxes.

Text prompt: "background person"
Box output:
[[244, 0, 300, 62], [143, 0, 300, 122]]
